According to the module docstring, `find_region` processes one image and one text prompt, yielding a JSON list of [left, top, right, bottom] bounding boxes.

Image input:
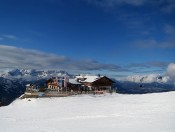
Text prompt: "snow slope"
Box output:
[[1, 92, 175, 132]]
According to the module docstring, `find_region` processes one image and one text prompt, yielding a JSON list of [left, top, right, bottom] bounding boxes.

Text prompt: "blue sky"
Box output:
[[0, 0, 175, 76]]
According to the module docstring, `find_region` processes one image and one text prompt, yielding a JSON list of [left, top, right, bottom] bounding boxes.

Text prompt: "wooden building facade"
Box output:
[[46, 78, 59, 91], [75, 75, 115, 92], [81, 76, 114, 91]]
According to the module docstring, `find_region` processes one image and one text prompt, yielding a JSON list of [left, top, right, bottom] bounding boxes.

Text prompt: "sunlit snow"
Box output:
[[0, 92, 175, 132]]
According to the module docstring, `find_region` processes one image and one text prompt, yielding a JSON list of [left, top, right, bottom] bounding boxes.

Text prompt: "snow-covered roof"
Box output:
[[69, 79, 81, 84], [76, 75, 104, 83], [26, 84, 31, 87]]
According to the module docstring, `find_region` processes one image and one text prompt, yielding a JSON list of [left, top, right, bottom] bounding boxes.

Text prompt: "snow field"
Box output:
[[0, 92, 175, 132]]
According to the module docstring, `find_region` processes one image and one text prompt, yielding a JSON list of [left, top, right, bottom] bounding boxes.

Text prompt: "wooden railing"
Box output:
[[23, 90, 112, 98]]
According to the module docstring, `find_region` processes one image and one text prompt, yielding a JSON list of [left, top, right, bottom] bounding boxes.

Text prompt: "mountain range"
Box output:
[[0, 69, 70, 79], [0, 69, 175, 106], [0, 69, 71, 106]]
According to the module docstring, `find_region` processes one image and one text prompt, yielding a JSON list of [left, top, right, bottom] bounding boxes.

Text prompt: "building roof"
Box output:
[[76, 75, 103, 83], [26, 84, 30, 87], [69, 78, 81, 84]]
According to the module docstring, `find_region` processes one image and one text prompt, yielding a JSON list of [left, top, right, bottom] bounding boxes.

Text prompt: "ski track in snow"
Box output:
[[1, 92, 175, 132]]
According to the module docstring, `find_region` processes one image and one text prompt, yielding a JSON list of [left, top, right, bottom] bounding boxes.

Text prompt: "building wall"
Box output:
[[92, 77, 113, 88], [47, 79, 59, 91]]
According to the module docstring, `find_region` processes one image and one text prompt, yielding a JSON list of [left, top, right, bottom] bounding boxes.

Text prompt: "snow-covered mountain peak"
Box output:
[[0, 69, 70, 80]]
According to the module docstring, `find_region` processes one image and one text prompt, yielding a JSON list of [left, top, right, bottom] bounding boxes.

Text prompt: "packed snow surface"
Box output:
[[1, 92, 175, 132]]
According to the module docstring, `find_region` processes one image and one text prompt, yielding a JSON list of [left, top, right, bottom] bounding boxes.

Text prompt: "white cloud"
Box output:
[[166, 63, 175, 81], [127, 61, 169, 69], [122, 63, 175, 84], [0, 35, 17, 41], [87, 0, 175, 15], [87, 0, 147, 7], [165, 25, 175, 35], [135, 39, 175, 49], [3, 35, 17, 40], [0, 45, 123, 72], [126, 74, 170, 83], [135, 24, 175, 49], [0, 45, 68, 69], [87, 0, 175, 10]]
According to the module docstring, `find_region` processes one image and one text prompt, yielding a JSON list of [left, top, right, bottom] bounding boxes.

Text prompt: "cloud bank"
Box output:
[[0, 45, 174, 78], [126, 74, 170, 84], [124, 63, 175, 84], [0, 45, 123, 72]]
